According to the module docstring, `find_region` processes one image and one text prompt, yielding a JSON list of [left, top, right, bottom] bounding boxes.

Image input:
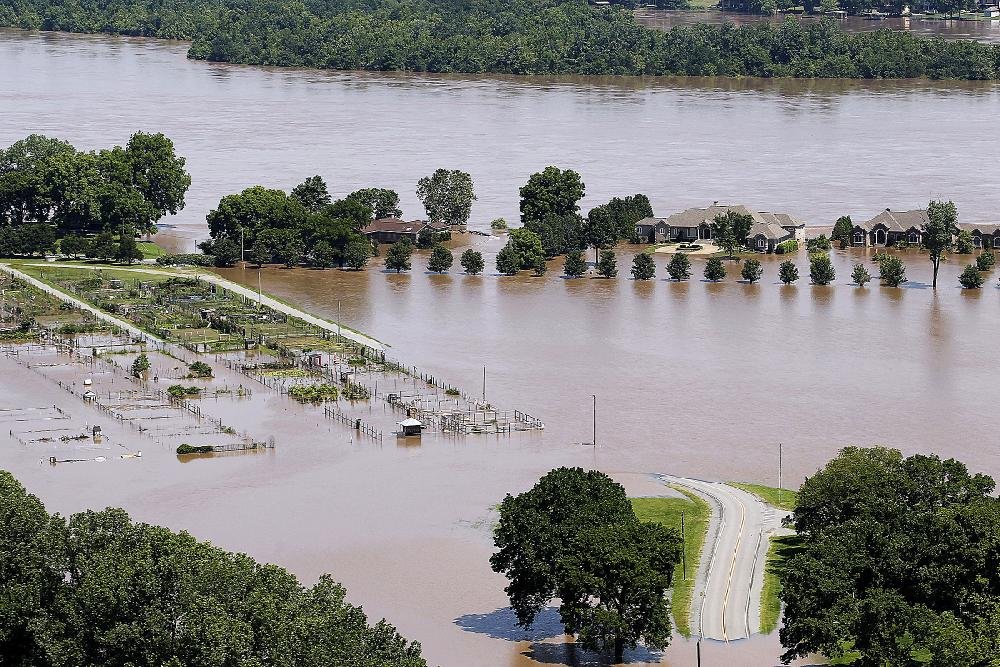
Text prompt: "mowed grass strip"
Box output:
[[727, 481, 798, 512], [759, 534, 802, 634], [630, 487, 710, 637]]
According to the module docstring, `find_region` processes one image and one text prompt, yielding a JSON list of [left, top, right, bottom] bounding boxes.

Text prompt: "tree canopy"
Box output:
[[780, 447, 1000, 667], [0, 470, 425, 667], [416, 169, 475, 226]]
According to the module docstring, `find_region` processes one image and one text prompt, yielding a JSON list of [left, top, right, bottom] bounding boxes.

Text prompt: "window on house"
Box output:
[[853, 232, 862, 244], [909, 233, 918, 243], [757, 238, 765, 248], [994, 236, 1000, 249]]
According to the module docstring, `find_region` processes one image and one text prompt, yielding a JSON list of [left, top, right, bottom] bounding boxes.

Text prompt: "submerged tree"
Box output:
[[532, 254, 547, 277], [596, 250, 617, 278], [495, 244, 520, 276], [491, 468, 681, 662], [832, 215, 854, 249], [130, 353, 150, 378], [631, 253, 655, 280], [878, 255, 906, 287], [809, 254, 835, 285], [564, 250, 587, 278], [666, 253, 691, 281], [460, 249, 484, 275], [955, 229, 975, 254], [779, 260, 799, 284], [704, 256, 726, 282], [741, 258, 763, 284], [851, 263, 871, 287], [384, 240, 412, 273], [976, 249, 995, 272], [427, 243, 453, 273], [711, 210, 753, 260], [959, 264, 984, 289], [924, 200, 958, 289], [416, 169, 475, 226]]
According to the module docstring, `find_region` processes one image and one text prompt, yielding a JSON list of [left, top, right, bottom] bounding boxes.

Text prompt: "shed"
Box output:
[[398, 418, 422, 437]]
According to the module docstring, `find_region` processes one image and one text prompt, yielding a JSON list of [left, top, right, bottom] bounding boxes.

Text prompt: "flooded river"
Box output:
[[2, 28, 1000, 667]]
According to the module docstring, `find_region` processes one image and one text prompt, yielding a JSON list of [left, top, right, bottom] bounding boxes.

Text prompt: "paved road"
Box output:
[[657, 474, 787, 642], [10, 263, 386, 352]]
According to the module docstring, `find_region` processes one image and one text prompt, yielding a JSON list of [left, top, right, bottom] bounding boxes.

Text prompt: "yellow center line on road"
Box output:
[[720, 488, 747, 643]]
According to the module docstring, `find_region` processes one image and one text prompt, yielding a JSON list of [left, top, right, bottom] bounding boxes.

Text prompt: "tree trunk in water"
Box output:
[[932, 257, 939, 289], [614, 638, 625, 664]]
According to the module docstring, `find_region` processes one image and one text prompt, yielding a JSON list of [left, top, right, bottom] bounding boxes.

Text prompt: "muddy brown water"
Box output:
[[2, 27, 1000, 666]]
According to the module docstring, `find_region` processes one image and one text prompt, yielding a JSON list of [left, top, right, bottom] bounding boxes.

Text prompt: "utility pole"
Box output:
[[338, 300, 342, 339], [482, 365, 486, 402], [257, 268, 262, 310], [697, 640, 702, 667], [591, 394, 597, 447], [778, 442, 783, 507], [681, 511, 687, 579], [240, 227, 245, 265]]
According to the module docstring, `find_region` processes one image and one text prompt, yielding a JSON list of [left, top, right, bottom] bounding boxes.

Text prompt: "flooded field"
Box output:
[[3, 26, 1000, 667]]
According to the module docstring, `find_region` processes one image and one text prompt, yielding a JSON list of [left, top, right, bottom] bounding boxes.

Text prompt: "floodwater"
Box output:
[[636, 9, 1000, 43], [3, 27, 1000, 667]]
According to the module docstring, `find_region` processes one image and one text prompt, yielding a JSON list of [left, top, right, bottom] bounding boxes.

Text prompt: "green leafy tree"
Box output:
[[879, 254, 906, 287], [343, 236, 372, 270], [704, 256, 726, 281], [959, 264, 984, 288], [59, 234, 88, 258], [666, 253, 692, 281], [506, 227, 544, 269], [384, 240, 412, 273], [312, 240, 337, 268], [490, 468, 640, 627], [115, 231, 143, 264], [779, 260, 800, 284], [955, 229, 974, 254], [741, 257, 763, 283], [519, 167, 585, 231], [277, 233, 305, 268], [976, 249, 995, 271], [924, 200, 958, 289], [631, 253, 655, 280], [563, 250, 587, 278], [208, 237, 240, 267], [427, 244, 453, 273], [496, 244, 520, 276], [851, 263, 871, 286], [585, 206, 618, 262], [460, 249, 484, 275], [711, 210, 753, 259], [780, 447, 1000, 666], [832, 215, 854, 249], [558, 522, 681, 662], [130, 353, 150, 378], [290, 175, 331, 212], [86, 232, 116, 261], [490, 218, 507, 231], [416, 226, 435, 249], [806, 235, 832, 253], [347, 188, 402, 219], [531, 213, 584, 258], [596, 250, 617, 278], [532, 255, 547, 277], [416, 169, 476, 226], [248, 237, 271, 267], [809, 253, 835, 285]]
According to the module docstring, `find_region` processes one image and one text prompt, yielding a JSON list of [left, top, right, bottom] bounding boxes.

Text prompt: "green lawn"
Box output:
[[759, 534, 801, 634], [727, 482, 798, 512], [630, 488, 710, 637], [138, 241, 168, 258]]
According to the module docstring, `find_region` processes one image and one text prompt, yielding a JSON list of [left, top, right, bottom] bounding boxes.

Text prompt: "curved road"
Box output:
[[657, 474, 787, 642]]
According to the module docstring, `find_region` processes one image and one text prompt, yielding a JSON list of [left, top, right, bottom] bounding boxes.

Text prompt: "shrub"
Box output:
[[343, 382, 370, 400], [187, 361, 213, 378], [666, 253, 691, 281], [955, 229, 975, 254], [806, 235, 831, 253], [287, 383, 339, 402], [130, 353, 150, 378], [959, 265, 984, 289], [878, 255, 906, 287], [596, 250, 617, 278], [460, 249, 484, 275], [704, 257, 726, 282], [631, 253, 655, 280], [775, 239, 798, 254], [490, 218, 508, 230], [976, 249, 995, 271], [157, 253, 214, 267], [445, 388, 460, 396], [176, 444, 214, 454], [809, 254, 835, 285], [779, 260, 800, 284], [563, 250, 587, 278], [851, 263, 871, 287], [168, 384, 202, 398], [741, 258, 763, 284], [532, 255, 547, 277]]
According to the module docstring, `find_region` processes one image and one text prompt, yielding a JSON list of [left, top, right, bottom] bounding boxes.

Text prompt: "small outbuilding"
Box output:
[[398, 418, 422, 437]]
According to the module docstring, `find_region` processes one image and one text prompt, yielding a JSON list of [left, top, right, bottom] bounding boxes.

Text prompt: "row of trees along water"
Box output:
[[0, 470, 426, 666], [3, 0, 1000, 79]]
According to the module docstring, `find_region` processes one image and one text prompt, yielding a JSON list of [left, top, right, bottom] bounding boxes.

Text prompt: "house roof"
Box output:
[[362, 218, 428, 235], [857, 209, 929, 233], [399, 418, 422, 427], [748, 221, 791, 241], [635, 216, 668, 228], [663, 205, 805, 230], [959, 223, 1000, 235]]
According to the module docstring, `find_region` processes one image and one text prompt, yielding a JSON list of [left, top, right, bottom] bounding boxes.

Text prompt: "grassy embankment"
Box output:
[[630, 488, 710, 637], [727, 482, 800, 634]]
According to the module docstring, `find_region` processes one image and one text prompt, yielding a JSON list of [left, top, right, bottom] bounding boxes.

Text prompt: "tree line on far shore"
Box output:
[[5, 0, 1000, 80]]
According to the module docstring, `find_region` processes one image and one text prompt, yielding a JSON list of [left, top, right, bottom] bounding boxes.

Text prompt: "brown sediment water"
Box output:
[[2, 27, 1000, 667]]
